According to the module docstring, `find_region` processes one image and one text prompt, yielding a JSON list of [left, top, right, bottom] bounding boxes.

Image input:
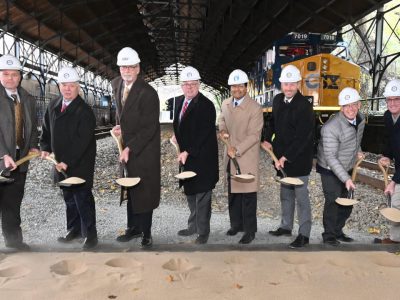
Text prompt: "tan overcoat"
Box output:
[[219, 94, 263, 193]]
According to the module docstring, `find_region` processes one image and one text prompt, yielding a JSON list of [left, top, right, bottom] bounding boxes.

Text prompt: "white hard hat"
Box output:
[[383, 79, 400, 97], [58, 67, 80, 83], [228, 69, 249, 85], [338, 87, 361, 105], [117, 47, 140, 66], [0, 54, 22, 70], [279, 65, 302, 83], [180, 66, 201, 82]]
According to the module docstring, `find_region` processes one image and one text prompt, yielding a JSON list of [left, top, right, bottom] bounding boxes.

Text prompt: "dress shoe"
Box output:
[[82, 237, 98, 250], [238, 232, 255, 244], [194, 234, 209, 244], [269, 227, 292, 237], [226, 228, 242, 236], [116, 228, 143, 242], [289, 234, 309, 249], [323, 237, 340, 246], [373, 237, 400, 244], [141, 236, 153, 248], [57, 231, 81, 243], [5, 241, 31, 251], [337, 234, 354, 243], [177, 229, 196, 237]]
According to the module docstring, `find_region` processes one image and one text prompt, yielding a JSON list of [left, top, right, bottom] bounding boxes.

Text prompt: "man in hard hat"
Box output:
[[40, 67, 98, 250], [262, 64, 314, 249], [0, 54, 39, 251], [317, 87, 365, 246], [111, 47, 160, 248], [219, 69, 263, 244], [172, 66, 218, 244], [375, 79, 400, 244]]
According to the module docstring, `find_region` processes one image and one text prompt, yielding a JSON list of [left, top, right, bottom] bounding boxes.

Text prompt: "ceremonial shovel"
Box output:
[[110, 130, 141, 187], [0, 152, 40, 183], [45, 154, 85, 187], [220, 136, 255, 181], [261, 145, 303, 185], [378, 161, 400, 223], [335, 155, 364, 206], [169, 137, 197, 180]]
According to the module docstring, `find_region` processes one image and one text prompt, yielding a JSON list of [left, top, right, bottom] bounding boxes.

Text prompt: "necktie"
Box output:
[[122, 86, 130, 106], [284, 98, 289, 104], [61, 102, 67, 113], [11, 94, 24, 149], [234, 101, 239, 107], [180, 100, 189, 120]]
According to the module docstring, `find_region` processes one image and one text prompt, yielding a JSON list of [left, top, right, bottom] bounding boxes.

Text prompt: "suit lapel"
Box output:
[[121, 78, 144, 120]]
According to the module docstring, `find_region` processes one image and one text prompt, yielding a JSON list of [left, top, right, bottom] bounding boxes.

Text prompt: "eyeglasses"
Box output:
[[181, 82, 199, 88], [342, 103, 359, 109], [386, 98, 400, 104], [119, 65, 138, 70], [230, 84, 247, 89]]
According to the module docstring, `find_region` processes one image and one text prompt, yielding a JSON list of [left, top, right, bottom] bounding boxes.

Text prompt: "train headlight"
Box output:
[[322, 58, 329, 71]]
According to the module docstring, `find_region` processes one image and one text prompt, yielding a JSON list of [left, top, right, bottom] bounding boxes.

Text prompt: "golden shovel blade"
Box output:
[[175, 171, 197, 180], [280, 177, 304, 186], [233, 174, 255, 181], [59, 177, 86, 185], [335, 197, 359, 206], [115, 177, 141, 187], [380, 207, 400, 223]]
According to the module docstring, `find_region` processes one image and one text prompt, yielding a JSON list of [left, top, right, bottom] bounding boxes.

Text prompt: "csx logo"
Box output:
[[305, 74, 339, 89]]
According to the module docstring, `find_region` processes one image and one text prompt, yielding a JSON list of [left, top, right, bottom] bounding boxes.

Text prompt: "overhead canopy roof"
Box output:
[[0, 0, 391, 91]]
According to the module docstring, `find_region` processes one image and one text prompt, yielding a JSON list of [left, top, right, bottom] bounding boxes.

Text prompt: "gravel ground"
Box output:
[[0, 125, 392, 250]]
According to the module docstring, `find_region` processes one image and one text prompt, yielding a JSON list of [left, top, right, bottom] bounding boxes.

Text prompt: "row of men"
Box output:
[[0, 48, 399, 251]]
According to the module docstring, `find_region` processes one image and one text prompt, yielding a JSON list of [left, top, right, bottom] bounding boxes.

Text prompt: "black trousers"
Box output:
[[228, 192, 257, 234], [126, 195, 153, 238], [321, 173, 353, 240], [0, 170, 26, 244], [62, 188, 97, 239]]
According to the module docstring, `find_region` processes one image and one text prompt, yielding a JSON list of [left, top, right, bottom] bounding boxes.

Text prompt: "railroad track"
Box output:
[[95, 126, 113, 139]]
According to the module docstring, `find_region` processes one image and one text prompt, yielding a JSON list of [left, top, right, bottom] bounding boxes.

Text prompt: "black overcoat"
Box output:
[[40, 95, 96, 188], [173, 93, 219, 195]]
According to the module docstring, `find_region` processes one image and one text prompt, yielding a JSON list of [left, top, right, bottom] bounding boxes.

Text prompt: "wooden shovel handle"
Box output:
[[1, 152, 39, 174], [261, 145, 288, 178], [110, 130, 124, 154], [262, 146, 279, 165], [220, 136, 242, 175], [15, 152, 40, 167], [378, 160, 389, 188], [351, 155, 364, 182], [44, 155, 68, 178], [169, 137, 180, 155]]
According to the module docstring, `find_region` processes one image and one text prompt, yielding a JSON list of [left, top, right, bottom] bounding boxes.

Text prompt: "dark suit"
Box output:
[[173, 93, 218, 235], [0, 85, 38, 245], [264, 91, 314, 237], [40, 95, 97, 239], [111, 76, 160, 238]]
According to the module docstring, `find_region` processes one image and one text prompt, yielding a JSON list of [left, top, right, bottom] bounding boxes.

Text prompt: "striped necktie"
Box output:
[[11, 94, 24, 148], [61, 102, 67, 112], [180, 99, 189, 120]]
